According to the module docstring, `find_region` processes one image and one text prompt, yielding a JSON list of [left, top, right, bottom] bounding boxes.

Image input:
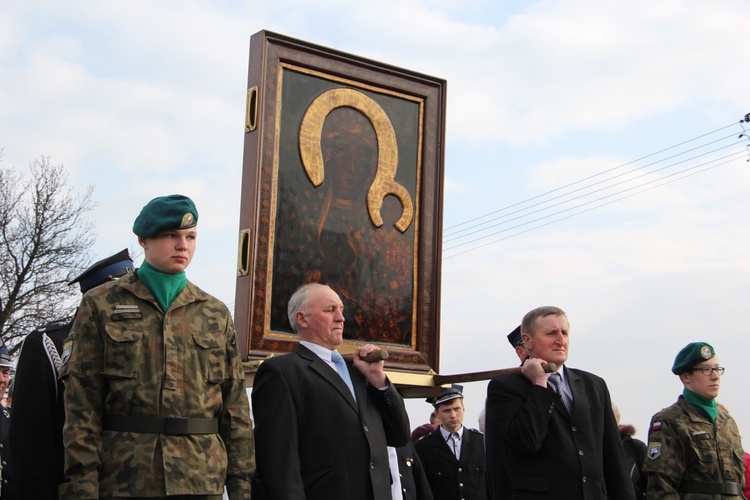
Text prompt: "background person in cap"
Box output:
[[58, 194, 255, 499], [8, 248, 133, 500], [483, 325, 528, 500], [0, 342, 13, 499], [388, 441, 434, 500], [479, 325, 529, 433], [643, 342, 745, 498], [485, 306, 633, 500], [415, 384, 488, 500], [411, 413, 439, 444]]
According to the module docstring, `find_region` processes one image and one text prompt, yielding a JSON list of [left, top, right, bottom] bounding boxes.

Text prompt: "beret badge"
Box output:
[[181, 213, 195, 229]]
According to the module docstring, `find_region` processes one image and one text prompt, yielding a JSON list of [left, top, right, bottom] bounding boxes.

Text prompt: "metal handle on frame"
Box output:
[[245, 86, 258, 133], [237, 228, 252, 276]]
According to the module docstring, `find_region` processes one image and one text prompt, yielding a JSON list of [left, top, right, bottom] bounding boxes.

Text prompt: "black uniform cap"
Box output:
[[428, 384, 464, 406], [507, 325, 523, 348], [0, 340, 13, 368], [69, 249, 134, 293]]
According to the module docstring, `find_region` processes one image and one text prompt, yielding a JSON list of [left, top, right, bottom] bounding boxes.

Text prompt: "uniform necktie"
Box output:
[[331, 350, 357, 402], [548, 371, 572, 413], [448, 432, 461, 460]]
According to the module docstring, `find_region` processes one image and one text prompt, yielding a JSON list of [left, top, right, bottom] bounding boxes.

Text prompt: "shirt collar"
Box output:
[[439, 425, 464, 440], [300, 340, 334, 364]]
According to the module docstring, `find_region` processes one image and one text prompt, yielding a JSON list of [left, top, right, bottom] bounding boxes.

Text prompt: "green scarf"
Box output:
[[683, 388, 718, 422], [136, 261, 187, 312]]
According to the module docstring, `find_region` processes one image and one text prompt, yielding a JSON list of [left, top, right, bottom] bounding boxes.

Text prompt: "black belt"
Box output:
[[681, 481, 741, 496], [102, 415, 218, 435]]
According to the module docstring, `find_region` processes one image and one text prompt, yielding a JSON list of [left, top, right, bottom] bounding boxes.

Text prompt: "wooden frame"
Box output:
[[234, 30, 446, 373]]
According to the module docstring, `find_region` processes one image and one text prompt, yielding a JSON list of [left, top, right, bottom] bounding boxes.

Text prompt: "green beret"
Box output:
[[671, 342, 715, 375], [133, 194, 198, 238]]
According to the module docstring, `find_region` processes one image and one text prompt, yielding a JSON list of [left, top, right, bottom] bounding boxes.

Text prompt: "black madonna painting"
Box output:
[[271, 72, 420, 346], [234, 31, 445, 372]]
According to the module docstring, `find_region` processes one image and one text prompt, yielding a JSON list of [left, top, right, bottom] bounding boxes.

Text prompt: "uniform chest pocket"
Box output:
[[192, 330, 228, 382], [690, 432, 716, 463], [102, 324, 144, 379]]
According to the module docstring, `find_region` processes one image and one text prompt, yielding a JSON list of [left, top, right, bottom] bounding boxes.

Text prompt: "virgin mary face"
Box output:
[[321, 107, 378, 202]]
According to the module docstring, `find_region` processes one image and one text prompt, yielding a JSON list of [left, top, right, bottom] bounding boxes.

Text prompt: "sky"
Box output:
[[2, 0, 750, 448]]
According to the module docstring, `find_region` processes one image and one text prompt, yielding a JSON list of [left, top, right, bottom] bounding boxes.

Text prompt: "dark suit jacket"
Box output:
[[394, 441, 434, 500], [415, 426, 488, 500], [251, 344, 410, 500], [8, 322, 71, 499], [485, 367, 634, 500]]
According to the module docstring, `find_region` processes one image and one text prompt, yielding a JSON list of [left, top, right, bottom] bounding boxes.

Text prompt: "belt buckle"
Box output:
[[164, 417, 190, 435]]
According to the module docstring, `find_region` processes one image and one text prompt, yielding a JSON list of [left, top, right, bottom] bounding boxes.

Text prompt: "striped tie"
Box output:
[[548, 371, 572, 412]]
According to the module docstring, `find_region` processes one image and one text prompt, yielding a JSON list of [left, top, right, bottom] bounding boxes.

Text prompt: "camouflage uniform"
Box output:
[[643, 396, 745, 499], [59, 270, 255, 499]]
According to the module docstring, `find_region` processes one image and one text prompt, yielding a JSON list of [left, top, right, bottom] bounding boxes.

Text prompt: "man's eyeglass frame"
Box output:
[[689, 366, 725, 376]]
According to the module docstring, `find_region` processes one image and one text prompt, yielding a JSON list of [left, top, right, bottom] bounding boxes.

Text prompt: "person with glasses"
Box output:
[[643, 342, 745, 498]]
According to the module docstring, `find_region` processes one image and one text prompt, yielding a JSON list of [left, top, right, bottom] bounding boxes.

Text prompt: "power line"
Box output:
[[443, 151, 744, 259], [442, 118, 749, 259], [444, 122, 738, 235], [444, 140, 742, 245]]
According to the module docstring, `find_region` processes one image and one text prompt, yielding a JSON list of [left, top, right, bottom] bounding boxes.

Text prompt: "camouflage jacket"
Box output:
[[59, 271, 255, 499], [643, 396, 745, 499]]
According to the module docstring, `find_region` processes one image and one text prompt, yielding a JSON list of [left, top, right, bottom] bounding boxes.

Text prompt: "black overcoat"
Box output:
[[485, 367, 634, 500]]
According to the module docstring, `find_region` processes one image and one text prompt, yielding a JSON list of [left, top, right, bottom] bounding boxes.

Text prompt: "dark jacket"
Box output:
[[0, 404, 11, 499], [394, 442, 434, 500], [415, 426, 488, 500], [251, 344, 410, 500], [8, 322, 71, 499], [485, 367, 634, 500], [621, 435, 647, 498]]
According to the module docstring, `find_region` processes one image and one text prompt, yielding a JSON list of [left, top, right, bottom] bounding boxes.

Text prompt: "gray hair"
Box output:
[[287, 283, 330, 333], [521, 306, 567, 336]]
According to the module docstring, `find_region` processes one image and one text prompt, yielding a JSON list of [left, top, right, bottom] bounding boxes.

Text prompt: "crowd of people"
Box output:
[[0, 193, 747, 499]]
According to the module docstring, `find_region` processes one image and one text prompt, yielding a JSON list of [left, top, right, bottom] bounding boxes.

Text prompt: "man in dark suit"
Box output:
[[390, 441, 434, 500], [415, 385, 487, 500], [484, 326, 527, 500], [251, 282, 410, 500], [0, 341, 14, 499], [8, 249, 133, 499], [485, 306, 633, 500]]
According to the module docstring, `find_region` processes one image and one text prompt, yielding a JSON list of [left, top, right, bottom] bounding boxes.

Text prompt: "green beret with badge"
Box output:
[[671, 341, 715, 375], [132, 194, 198, 238]]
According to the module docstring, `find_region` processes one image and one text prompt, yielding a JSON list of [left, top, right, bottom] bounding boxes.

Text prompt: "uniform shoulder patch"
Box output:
[[61, 343, 72, 365], [651, 421, 662, 431], [647, 442, 661, 460]]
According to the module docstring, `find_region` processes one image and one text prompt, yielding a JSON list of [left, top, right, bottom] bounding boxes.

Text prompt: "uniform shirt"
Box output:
[[643, 396, 745, 499], [59, 271, 255, 499], [438, 425, 463, 459]]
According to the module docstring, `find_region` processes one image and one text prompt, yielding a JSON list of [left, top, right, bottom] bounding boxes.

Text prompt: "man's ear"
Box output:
[[521, 332, 532, 350], [296, 310, 308, 328]]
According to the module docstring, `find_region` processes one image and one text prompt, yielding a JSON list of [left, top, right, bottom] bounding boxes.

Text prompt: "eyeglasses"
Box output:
[[690, 367, 725, 376]]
